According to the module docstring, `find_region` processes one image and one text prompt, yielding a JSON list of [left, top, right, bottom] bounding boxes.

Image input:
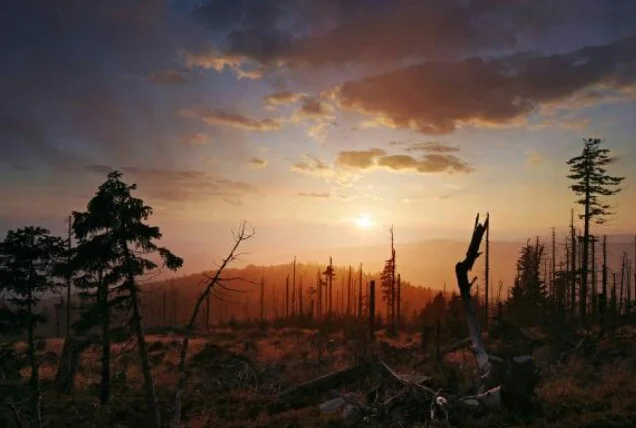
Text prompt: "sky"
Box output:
[[1, 0, 636, 275]]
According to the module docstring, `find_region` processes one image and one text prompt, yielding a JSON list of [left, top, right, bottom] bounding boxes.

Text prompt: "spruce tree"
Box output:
[[0, 227, 66, 427], [73, 170, 183, 426], [567, 138, 624, 323]]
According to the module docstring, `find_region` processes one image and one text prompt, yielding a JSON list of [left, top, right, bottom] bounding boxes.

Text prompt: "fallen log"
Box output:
[[277, 359, 373, 400]]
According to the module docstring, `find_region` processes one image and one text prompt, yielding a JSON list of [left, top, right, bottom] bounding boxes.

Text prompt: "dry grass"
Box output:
[[4, 328, 636, 427]]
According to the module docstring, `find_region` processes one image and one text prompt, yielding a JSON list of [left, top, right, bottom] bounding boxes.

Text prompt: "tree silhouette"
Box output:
[[567, 138, 624, 323], [0, 226, 65, 428], [508, 240, 547, 326], [71, 209, 124, 405], [74, 170, 183, 427]]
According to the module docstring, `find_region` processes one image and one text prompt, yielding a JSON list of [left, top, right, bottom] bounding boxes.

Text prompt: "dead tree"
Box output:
[[369, 280, 376, 341], [259, 275, 265, 324], [324, 257, 335, 316], [316, 268, 322, 320], [299, 276, 304, 317], [485, 212, 490, 329], [570, 210, 577, 320], [396, 274, 401, 329], [285, 275, 290, 319], [357, 263, 363, 319], [455, 213, 491, 380], [292, 256, 297, 316], [600, 235, 608, 333], [347, 265, 352, 316], [171, 221, 255, 428]]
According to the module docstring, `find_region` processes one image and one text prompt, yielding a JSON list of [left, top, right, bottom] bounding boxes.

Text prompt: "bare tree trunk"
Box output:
[[581, 184, 591, 325], [347, 265, 352, 316], [285, 275, 290, 320], [292, 257, 296, 317], [368, 280, 376, 342], [600, 235, 608, 334], [396, 274, 401, 330], [455, 214, 490, 379], [259, 276, 265, 324], [570, 210, 577, 321], [485, 213, 490, 330], [592, 236, 597, 318], [316, 269, 322, 320], [99, 270, 111, 405], [619, 255, 626, 316], [26, 282, 41, 428], [299, 276, 304, 317], [172, 223, 254, 428], [66, 215, 72, 337], [357, 263, 363, 319], [129, 280, 160, 428], [552, 227, 556, 306], [328, 257, 333, 316]]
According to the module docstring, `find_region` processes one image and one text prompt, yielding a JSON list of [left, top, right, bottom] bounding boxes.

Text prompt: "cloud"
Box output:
[[377, 154, 474, 173], [286, 96, 336, 142], [182, 133, 209, 145], [84, 165, 258, 202], [180, 109, 283, 131], [336, 148, 386, 169], [182, 47, 264, 79], [526, 151, 544, 166], [335, 149, 473, 174], [247, 157, 268, 168], [291, 156, 331, 174], [147, 70, 187, 85], [334, 36, 636, 134], [0, 1, 204, 170], [404, 142, 460, 153], [264, 91, 305, 105], [291, 147, 472, 186], [297, 97, 333, 119], [192, 0, 636, 68], [291, 155, 359, 186], [298, 192, 330, 198]]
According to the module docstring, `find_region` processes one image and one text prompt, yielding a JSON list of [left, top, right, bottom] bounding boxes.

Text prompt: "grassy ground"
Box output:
[[3, 326, 636, 427]]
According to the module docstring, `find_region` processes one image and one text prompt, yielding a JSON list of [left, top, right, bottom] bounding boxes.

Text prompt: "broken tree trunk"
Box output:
[[455, 213, 491, 381], [278, 360, 372, 400]]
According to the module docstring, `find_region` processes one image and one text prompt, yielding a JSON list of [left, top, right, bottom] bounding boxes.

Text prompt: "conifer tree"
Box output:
[[0, 227, 66, 427], [567, 138, 624, 323], [73, 170, 183, 427]]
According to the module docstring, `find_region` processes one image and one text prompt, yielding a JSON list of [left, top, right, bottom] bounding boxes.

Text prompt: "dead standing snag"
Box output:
[[455, 213, 491, 382], [171, 221, 255, 428]]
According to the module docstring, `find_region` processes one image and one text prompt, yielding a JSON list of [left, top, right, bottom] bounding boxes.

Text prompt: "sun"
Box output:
[[356, 213, 375, 229]]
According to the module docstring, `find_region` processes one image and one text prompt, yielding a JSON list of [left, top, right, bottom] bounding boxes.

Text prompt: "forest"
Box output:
[[2, 137, 636, 427]]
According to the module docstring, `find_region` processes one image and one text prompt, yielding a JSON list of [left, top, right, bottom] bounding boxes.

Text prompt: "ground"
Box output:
[[3, 326, 636, 427]]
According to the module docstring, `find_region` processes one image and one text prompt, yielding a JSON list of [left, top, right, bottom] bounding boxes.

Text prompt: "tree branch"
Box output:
[[171, 221, 255, 428]]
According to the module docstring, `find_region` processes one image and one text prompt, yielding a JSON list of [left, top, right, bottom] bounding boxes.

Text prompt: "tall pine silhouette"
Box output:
[[73, 170, 183, 426], [567, 138, 624, 323]]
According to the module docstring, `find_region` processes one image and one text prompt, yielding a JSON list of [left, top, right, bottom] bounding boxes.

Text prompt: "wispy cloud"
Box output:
[[264, 91, 305, 105], [147, 70, 187, 85], [180, 109, 283, 131], [84, 165, 258, 202], [298, 192, 330, 198], [247, 157, 268, 169]]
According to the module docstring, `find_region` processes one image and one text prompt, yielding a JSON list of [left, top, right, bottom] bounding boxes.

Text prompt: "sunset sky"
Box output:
[[2, 1, 636, 275]]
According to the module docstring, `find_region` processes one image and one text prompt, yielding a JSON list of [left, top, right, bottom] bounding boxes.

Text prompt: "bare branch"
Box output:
[[171, 220, 255, 428]]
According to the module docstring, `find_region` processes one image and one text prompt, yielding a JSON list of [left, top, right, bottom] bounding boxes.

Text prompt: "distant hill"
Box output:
[[243, 236, 635, 292], [24, 235, 636, 338]]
